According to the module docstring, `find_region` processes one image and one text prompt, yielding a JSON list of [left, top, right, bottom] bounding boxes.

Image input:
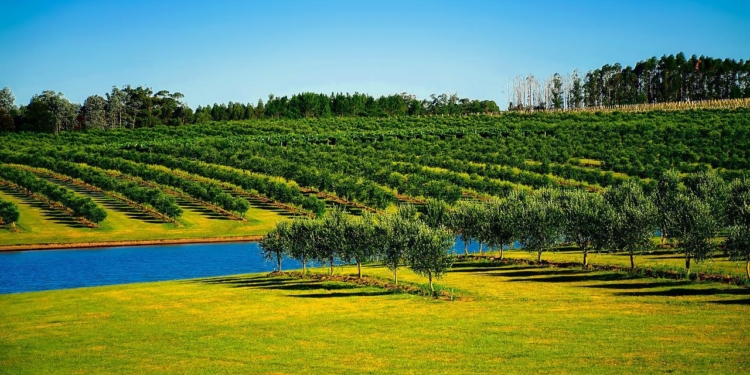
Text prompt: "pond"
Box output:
[[0, 239, 504, 294]]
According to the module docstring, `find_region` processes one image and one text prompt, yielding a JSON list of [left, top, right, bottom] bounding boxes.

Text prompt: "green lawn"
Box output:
[[501, 249, 749, 280], [0, 186, 282, 246], [1, 261, 748, 374]]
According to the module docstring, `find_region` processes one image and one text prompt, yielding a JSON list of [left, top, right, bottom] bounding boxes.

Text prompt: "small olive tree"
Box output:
[[486, 192, 524, 260], [407, 224, 455, 293], [603, 181, 657, 271], [342, 212, 377, 278], [724, 178, 750, 280], [0, 200, 20, 230], [518, 188, 564, 262], [259, 222, 289, 272], [561, 189, 608, 268]]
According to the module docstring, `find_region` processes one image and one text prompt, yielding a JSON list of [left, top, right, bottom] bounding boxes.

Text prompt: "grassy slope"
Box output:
[[1, 262, 748, 374], [0, 187, 281, 246]]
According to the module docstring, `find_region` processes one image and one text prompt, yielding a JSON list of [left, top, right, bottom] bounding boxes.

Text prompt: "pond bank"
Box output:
[[0, 235, 263, 252]]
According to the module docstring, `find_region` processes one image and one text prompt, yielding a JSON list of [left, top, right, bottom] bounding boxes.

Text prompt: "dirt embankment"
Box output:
[[0, 236, 263, 252]]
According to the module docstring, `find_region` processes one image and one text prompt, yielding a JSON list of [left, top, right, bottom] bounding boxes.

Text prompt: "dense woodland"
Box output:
[[1, 53, 749, 133]]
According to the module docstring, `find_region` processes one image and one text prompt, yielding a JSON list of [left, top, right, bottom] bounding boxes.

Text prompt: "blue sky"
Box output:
[[1, 0, 749, 108]]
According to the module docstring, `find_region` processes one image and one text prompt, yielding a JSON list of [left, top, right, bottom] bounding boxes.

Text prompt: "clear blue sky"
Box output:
[[1, 0, 749, 108]]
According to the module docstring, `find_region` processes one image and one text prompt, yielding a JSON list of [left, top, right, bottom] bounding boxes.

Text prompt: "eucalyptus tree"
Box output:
[[561, 189, 608, 268], [81, 95, 108, 130], [342, 212, 377, 278], [0, 87, 16, 113], [0, 199, 20, 230], [518, 188, 564, 262], [603, 181, 657, 271], [22, 91, 79, 133], [407, 224, 455, 293]]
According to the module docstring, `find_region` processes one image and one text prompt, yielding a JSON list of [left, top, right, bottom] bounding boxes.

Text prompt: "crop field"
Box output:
[[1, 109, 749, 275]]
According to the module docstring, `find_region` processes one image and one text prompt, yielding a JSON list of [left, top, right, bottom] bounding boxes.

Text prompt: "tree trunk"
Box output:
[[429, 273, 434, 293], [277, 252, 282, 272], [629, 250, 635, 271], [537, 250, 542, 262], [746, 260, 750, 281], [329, 256, 334, 276], [499, 246, 504, 260], [685, 252, 691, 279], [357, 261, 362, 278], [463, 241, 468, 255], [582, 248, 588, 269], [302, 255, 307, 274], [660, 224, 666, 245], [393, 269, 398, 285], [479, 242, 483, 253]]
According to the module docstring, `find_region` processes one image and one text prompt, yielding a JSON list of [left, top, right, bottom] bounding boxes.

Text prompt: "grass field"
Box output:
[[0, 185, 281, 246], [501, 249, 749, 280], [1, 261, 748, 374]]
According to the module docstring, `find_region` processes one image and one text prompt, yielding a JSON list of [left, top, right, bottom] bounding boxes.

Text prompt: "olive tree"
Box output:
[[422, 198, 451, 229], [603, 181, 657, 271], [342, 212, 377, 278], [315, 207, 347, 275], [486, 191, 524, 260], [0, 199, 20, 230], [518, 188, 564, 262], [724, 178, 750, 280], [654, 170, 680, 245], [561, 189, 608, 268], [407, 224, 455, 293], [259, 221, 290, 272], [449, 201, 482, 255], [379, 209, 419, 285], [670, 192, 720, 277], [287, 219, 318, 274]]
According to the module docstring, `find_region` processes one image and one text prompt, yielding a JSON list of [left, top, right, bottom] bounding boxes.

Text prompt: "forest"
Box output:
[[1, 53, 749, 133]]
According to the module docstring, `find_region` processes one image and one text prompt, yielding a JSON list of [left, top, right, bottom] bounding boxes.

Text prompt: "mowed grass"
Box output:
[[502, 249, 749, 279], [0, 187, 282, 246], [1, 262, 748, 374]]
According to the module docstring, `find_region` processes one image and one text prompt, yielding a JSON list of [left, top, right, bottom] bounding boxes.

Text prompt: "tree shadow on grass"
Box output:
[[710, 298, 750, 305], [289, 291, 393, 298], [487, 269, 588, 278], [615, 288, 750, 297], [508, 272, 634, 283], [583, 280, 693, 290], [190, 275, 366, 293], [449, 264, 539, 274]]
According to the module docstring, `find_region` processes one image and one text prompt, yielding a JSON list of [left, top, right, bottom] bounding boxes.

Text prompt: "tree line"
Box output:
[[509, 53, 750, 110], [260, 206, 455, 292], [264, 171, 750, 282], [0, 86, 501, 133], [0, 164, 107, 224]]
